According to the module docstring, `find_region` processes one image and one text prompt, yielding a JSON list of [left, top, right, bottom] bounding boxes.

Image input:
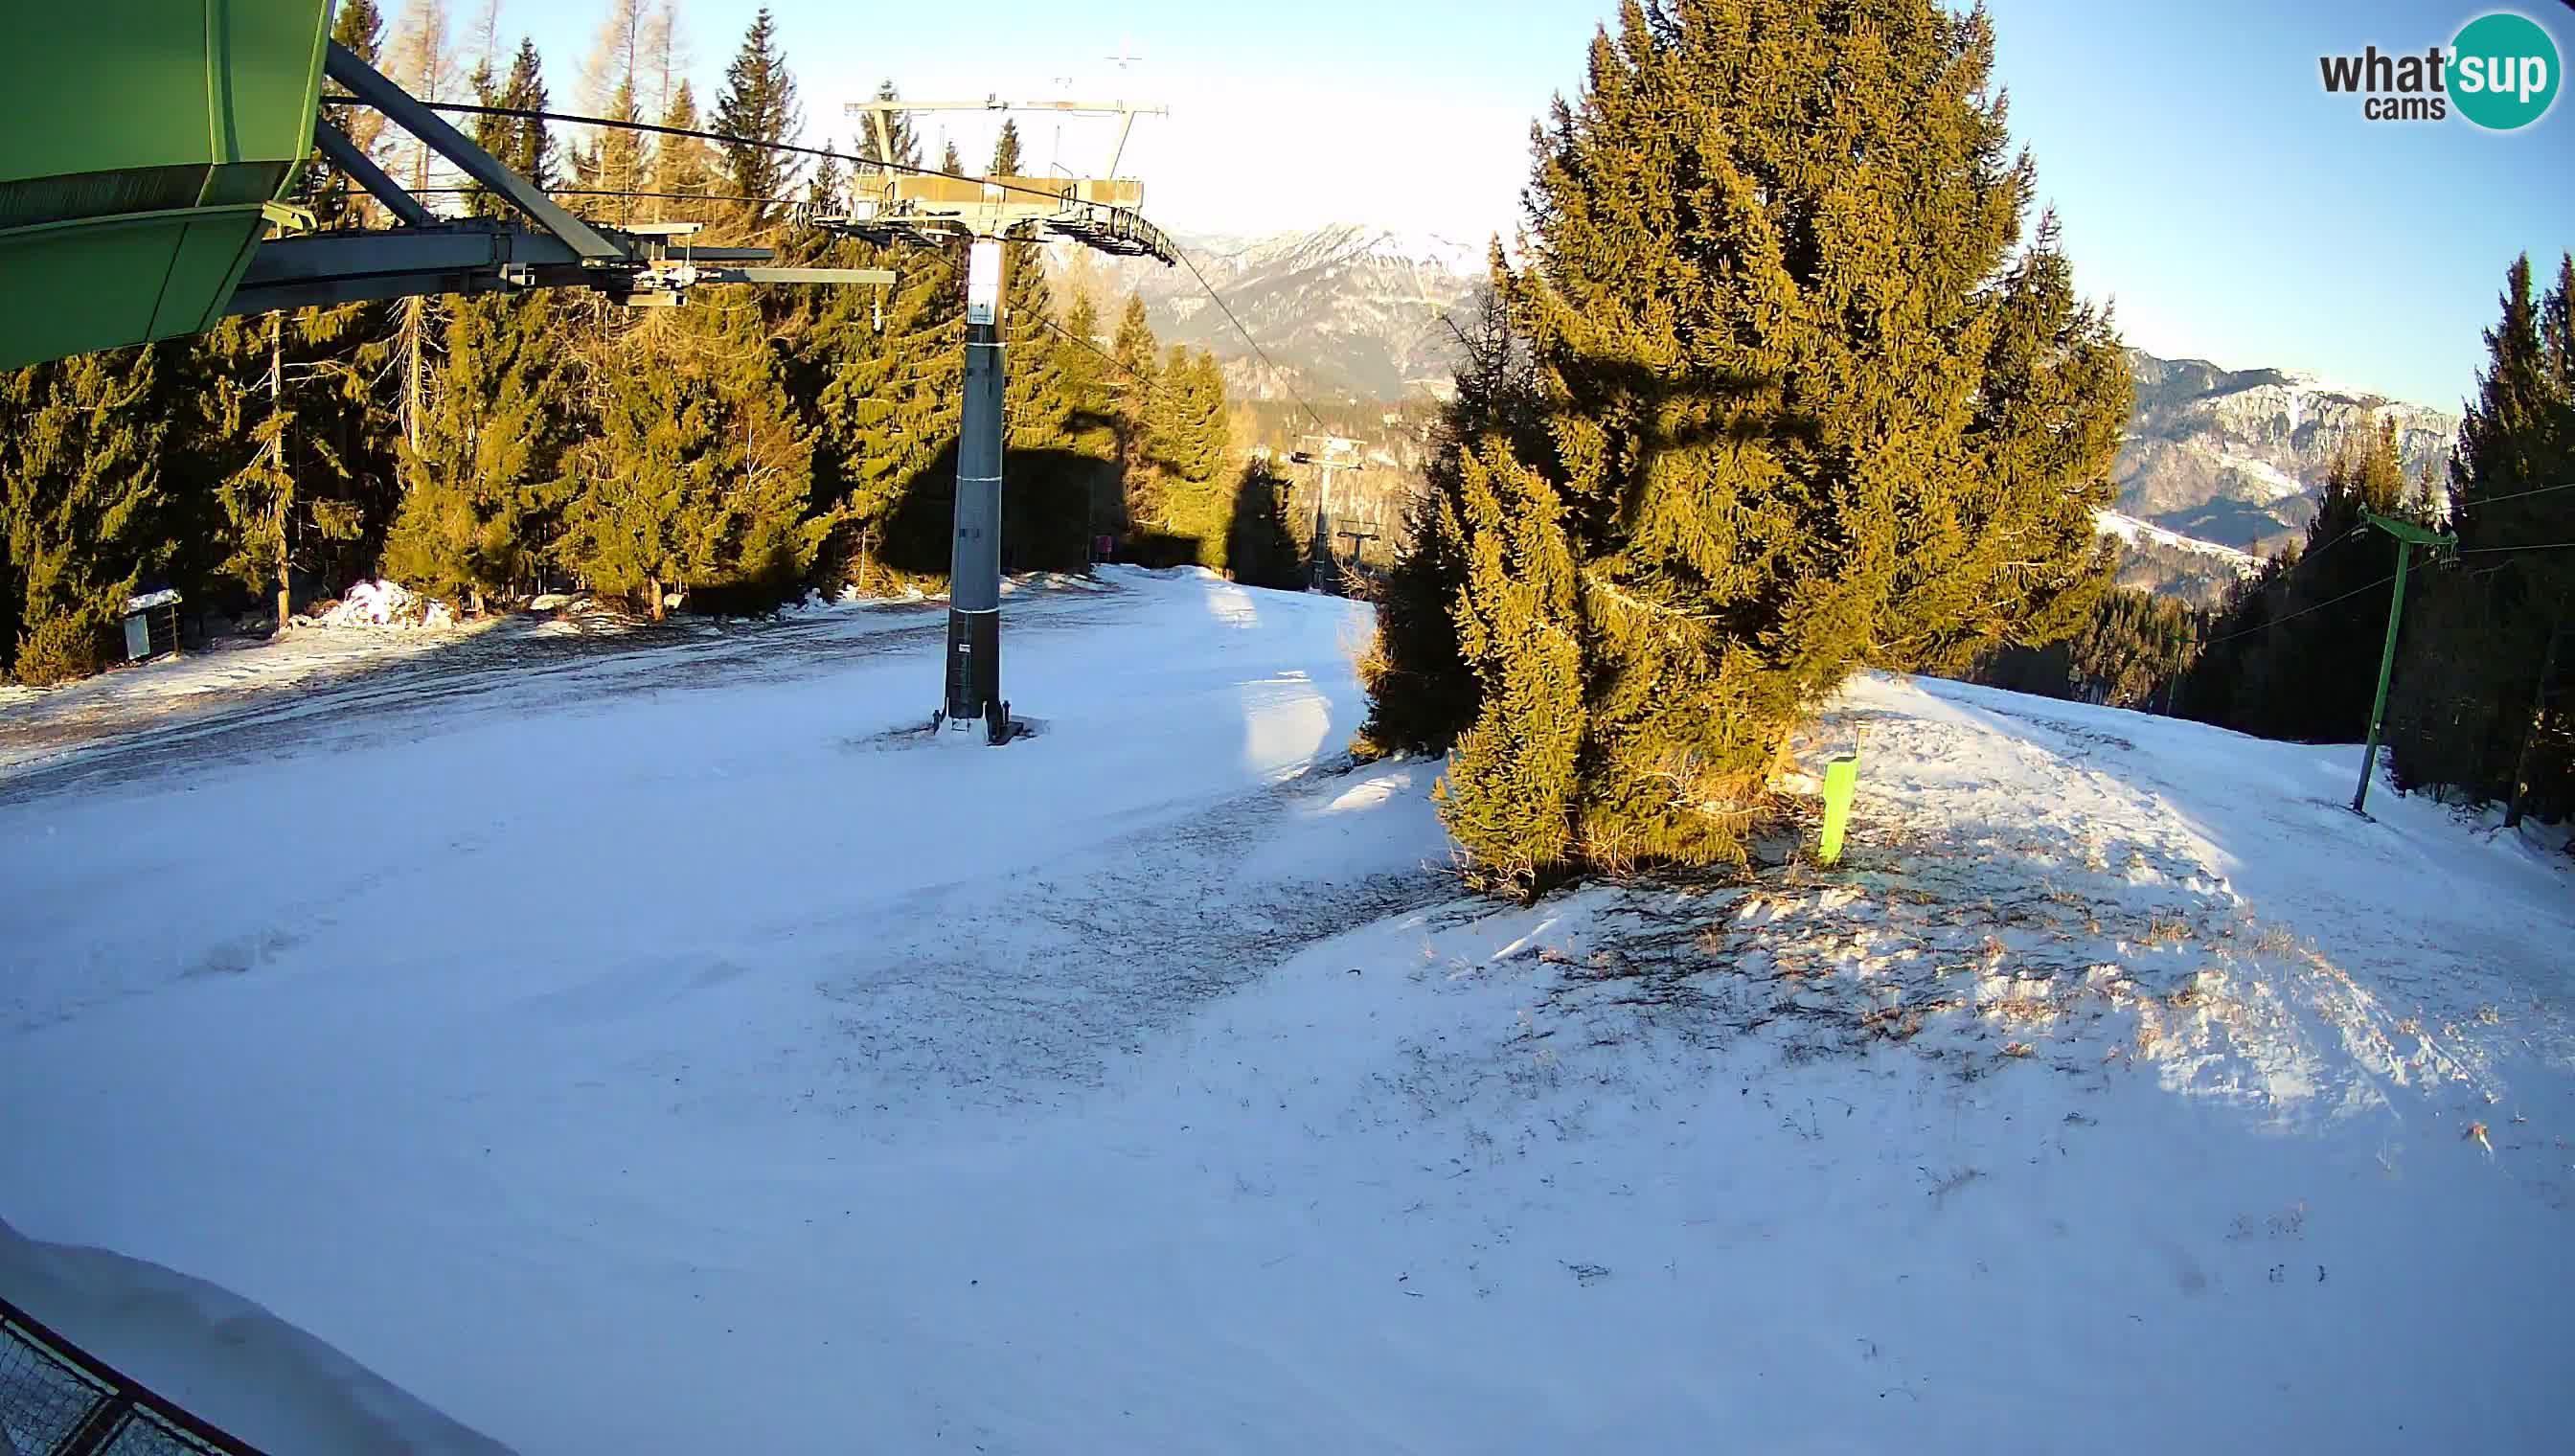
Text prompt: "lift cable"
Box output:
[[2197, 570, 2403, 648], [329, 96, 1151, 216], [338, 96, 1338, 432], [1168, 240, 1329, 430]]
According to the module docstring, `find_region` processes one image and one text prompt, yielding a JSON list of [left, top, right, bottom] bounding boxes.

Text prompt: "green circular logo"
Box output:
[[2451, 11, 2561, 129]]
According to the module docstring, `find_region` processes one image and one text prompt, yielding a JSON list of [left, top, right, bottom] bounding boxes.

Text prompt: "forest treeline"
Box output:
[[0, 0, 1297, 687]]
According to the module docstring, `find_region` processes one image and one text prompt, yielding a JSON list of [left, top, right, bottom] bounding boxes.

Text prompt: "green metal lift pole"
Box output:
[[2351, 509, 2457, 817], [2351, 540, 2413, 817]]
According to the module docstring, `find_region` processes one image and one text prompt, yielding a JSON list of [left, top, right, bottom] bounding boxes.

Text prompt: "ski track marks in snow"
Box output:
[[6, 577, 2575, 1454]]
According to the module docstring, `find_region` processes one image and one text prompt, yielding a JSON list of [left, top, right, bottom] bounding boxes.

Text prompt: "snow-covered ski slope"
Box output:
[[3, 567, 2569, 1454]]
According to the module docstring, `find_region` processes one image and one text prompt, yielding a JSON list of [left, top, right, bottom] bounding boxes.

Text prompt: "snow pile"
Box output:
[[0, 1219, 511, 1453], [4, 572, 2571, 1454], [305, 580, 454, 630]]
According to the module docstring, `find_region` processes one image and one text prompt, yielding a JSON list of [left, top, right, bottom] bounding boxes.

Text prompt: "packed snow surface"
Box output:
[[3, 567, 2570, 1454]]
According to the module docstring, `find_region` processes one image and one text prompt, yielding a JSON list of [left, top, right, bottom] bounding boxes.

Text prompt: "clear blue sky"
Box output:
[[474, 0, 2574, 408]]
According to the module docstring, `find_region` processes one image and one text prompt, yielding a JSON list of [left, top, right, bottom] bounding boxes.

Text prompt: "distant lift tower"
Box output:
[[1290, 436, 1365, 591], [825, 97, 1175, 743]]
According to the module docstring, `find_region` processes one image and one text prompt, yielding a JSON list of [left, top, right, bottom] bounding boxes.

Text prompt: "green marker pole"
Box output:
[[2351, 540, 2413, 817]]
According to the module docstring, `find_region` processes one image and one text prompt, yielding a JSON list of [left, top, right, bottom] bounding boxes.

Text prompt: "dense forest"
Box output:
[[0, 0, 1296, 687]]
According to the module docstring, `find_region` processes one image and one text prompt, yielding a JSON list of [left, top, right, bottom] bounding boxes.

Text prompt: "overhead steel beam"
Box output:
[[228, 224, 583, 315], [697, 266, 898, 285], [844, 99, 1168, 115], [323, 41, 627, 262], [311, 120, 438, 230], [227, 225, 884, 314]]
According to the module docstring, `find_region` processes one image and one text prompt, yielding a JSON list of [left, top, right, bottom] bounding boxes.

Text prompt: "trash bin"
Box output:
[[119, 588, 182, 663]]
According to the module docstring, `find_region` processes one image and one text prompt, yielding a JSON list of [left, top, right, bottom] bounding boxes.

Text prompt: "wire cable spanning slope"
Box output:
[[1167, 242, 1330, 430], [2198, 570, 2403, 648], [412, 171, 1193, 416], [330, 97, 1158, 224], [343, 97, 1341, 430]]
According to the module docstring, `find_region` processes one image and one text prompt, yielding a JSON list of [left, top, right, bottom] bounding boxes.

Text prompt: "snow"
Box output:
[[2201, 446, 2314, 505], [0, 621, 503, 777], [0, 1219, 507, 1453], [2093, 509, 2264, 573], [307, 580, 451, 630], [120, 589, 181, 614], [4, 571, 2572, 1454]]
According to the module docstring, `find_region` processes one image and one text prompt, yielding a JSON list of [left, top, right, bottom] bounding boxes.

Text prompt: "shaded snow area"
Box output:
[[5, 569, 2572, 1454], [0, 1218, 509, 1454]]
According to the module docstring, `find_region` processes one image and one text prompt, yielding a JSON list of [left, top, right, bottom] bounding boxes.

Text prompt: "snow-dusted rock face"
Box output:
[[1049, 222, 1485, 401], [2115, 350, 2458, 556]]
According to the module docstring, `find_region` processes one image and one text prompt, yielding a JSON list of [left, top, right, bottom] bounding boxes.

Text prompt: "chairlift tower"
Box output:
[[825, 95, 1175, 743], [1290, 435, 1364, 591]]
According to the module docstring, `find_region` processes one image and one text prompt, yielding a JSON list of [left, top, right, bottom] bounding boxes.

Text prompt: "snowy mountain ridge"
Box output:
[[2117, 350, 2458, 549], [1047, 221, 1484, 400]]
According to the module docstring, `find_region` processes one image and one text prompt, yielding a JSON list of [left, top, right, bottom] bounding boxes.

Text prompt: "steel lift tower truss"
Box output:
[[281, 42, 893, 314], [821, 97, 1176, 743]]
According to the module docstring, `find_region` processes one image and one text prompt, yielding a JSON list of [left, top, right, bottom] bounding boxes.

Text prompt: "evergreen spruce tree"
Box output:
[[310, 0, 393, 226], [1056, 292, 1125, 537], [713, 8, 804, 236], [562, 295, 826, 616], [1059, 294, 1109, 411], [807, 147, 845, 215], [990, 120, 1024, 177], [572, 77, 649, 225], [1108, 292, 1161, 528], [650, 80, 718, 224], [853, 80, 922, 194], [2388, 253, 2575, 817], [2229, 427, 2417, 740], [940, 141, 964, 177], [994, 234, 1086, 569], [1393, 0, 2129, 879], [799, 242, 962, 585], [1226, 458, 1307, 589], [1434, 440, 1586, 886], [1358, 268, 1543, 757], [182, 303, 384, 629], [1875, 216, 2129, 674], [502, 38, 556, 186], [1144, 348, 1234, 566], [0, 348, 174, 684], [466, 35, 552, 218], [385, 290, 574, 608], [1967, 582, 2203, 711]]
